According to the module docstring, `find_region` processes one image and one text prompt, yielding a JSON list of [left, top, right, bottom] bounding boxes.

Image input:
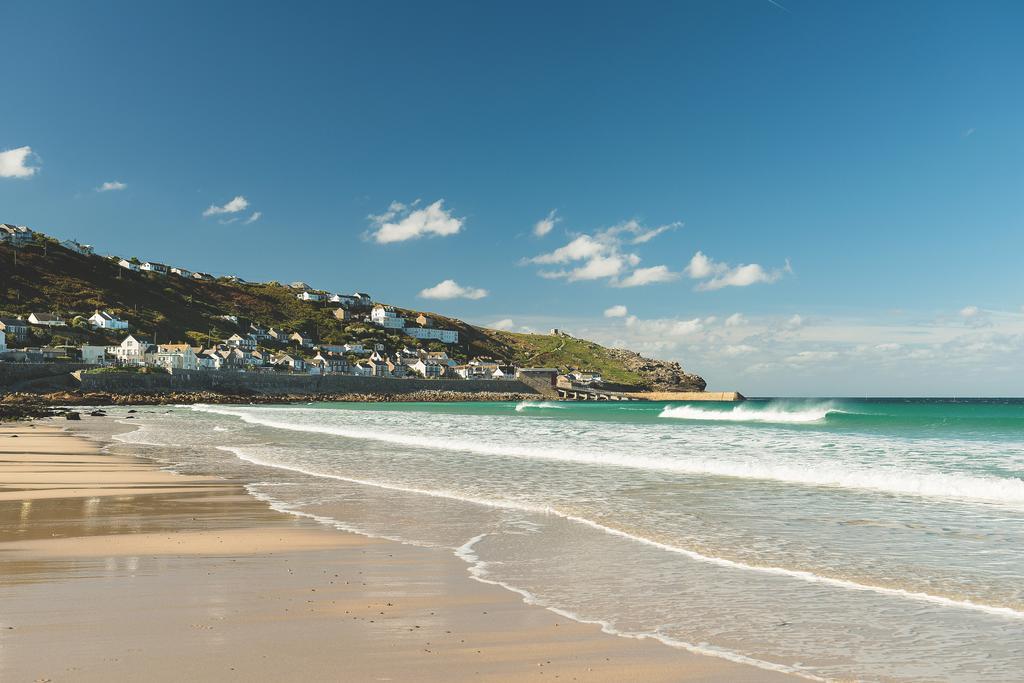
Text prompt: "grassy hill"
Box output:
[[0, 233, 705, 390]]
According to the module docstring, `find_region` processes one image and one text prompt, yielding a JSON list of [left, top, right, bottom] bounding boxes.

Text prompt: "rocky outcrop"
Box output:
[[606, 349, 707, 392]]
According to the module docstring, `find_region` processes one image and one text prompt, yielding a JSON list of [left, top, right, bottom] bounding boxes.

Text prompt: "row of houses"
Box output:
[[368, 305, 460, 344], [114, 258, 216, 281], [0, 310, 130, 340], [0, 224, 33, 245]]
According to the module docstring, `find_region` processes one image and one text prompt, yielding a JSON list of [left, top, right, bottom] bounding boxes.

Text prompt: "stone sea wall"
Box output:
[[78, 369, 541, 396], [0, 362, 97, 388]]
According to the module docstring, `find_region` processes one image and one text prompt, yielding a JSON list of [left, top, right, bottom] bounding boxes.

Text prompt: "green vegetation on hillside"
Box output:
[[0, 236, 699, 389]]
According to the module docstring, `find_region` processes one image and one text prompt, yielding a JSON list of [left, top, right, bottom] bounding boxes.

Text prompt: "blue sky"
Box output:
[[2, 1, 1023, 395]]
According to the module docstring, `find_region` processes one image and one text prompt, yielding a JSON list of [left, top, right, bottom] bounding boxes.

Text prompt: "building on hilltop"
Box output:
[[28, 313, 66, 327], [140, 262, 169, 275], [60, 239, 94, 255], [88, 310, 129, 330], [0, 224, 33, 245]]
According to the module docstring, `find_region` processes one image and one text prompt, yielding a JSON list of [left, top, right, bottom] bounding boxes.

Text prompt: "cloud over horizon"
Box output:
[[418, 279, 488, 300], [96, 180, 127, 192], [0, 146, 40, 178], [369, 199, 463, 244]]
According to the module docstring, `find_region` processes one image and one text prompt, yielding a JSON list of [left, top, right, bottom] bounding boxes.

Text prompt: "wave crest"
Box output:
[[660, 403, 839, 424], [514, 401, 567, 412]]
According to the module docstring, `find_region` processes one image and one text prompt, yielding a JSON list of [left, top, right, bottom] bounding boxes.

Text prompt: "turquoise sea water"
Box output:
[[113, 398, 1024, 682]]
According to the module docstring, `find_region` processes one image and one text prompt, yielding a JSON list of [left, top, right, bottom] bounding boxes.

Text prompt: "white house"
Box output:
[[425, 351, 456, 367], [153, 344, 199, 371], [0, 225, 32, 245], [117, 259, 140, 271], [80, 345, 109, 365], [191, 272, 214, 281], [28, 313, 66, 327], [88, 310, 129, 330], [0, 329, 6, 352], [60, 239, 94, 255], [297, 291, 325, 302], [569, 370, 603, 385], [225, 333, 256, 351], [114, 335, 154, 365], [371, 304, 405, 329], [343, 343, 366, 354], [272, 354, 306, 372], [404, 326, 458, 344], [170, 266, 193, 278], [351, 362, 372, 376], [140, 262, 169, 275], [289, 332, 314, 348], [411, 359, 444, 378], [329, 294, 358, 307], [196, 351, 222, 370]]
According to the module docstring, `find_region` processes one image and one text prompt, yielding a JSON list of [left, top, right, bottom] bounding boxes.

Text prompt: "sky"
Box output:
[[2, 0, 1023, 396]]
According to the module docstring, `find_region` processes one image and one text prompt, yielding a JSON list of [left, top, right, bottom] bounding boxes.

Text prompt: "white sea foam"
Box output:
[[192, 405, 1024, 507], [660, 403, 840, 424], [453, 535, 828, 681], [514, 401, 567, 412], [217, 443, 1024, 622]]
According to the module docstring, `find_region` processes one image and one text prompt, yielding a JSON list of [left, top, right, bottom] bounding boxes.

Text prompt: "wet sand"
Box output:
[[0, 421, 792, 682]]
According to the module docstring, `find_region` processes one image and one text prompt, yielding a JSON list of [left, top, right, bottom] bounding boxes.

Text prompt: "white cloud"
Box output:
[[418, 279, 488, 300], [526, 219, 680, 286], [96, 180, 126, 192], [615, 265, 679, 287], [534, 209, 559, 237], [204, 195, 249, 216], [786, 314, 804, 328], [490, 318, 516, 330], [722, 344, 758, 356], [684, 251, 790, 291], [725, 313, 746, 327], [243, 211, 262, 224], [369, 199, 463, 244], [604, 305, 628, 318], [786, 350, 839, 364], [624, 315, 705, 339], [959, 305, 979, 318], [0, 146, 40, 178], [530, 235, 605, 265], [566, 254, 628, 281]]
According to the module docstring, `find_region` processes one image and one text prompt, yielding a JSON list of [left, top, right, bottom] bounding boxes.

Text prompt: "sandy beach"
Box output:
[[0, 419, 790, 682]]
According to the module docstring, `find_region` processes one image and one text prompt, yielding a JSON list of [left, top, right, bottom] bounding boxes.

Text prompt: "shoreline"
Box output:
[[0, 416, 793, 681]]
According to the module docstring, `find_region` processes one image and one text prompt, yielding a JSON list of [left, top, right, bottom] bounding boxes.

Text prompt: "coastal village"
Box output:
[[1, 223, 610, 389]]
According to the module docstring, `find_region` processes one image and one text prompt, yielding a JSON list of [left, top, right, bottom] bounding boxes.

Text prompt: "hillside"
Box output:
[[0, 234, 706, 391]]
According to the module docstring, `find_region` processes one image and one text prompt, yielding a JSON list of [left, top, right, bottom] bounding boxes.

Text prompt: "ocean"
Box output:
[[111, 398, 1024, 682]]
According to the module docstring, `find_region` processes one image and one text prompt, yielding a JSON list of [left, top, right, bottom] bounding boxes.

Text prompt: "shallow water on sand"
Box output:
[[112, 398, 1024, 682]]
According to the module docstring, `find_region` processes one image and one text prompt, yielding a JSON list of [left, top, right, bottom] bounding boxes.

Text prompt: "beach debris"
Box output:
[[65, 411, 81, 420]]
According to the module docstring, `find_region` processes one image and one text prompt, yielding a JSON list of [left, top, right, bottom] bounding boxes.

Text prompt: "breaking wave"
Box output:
[[660, 403, 842, 424]]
